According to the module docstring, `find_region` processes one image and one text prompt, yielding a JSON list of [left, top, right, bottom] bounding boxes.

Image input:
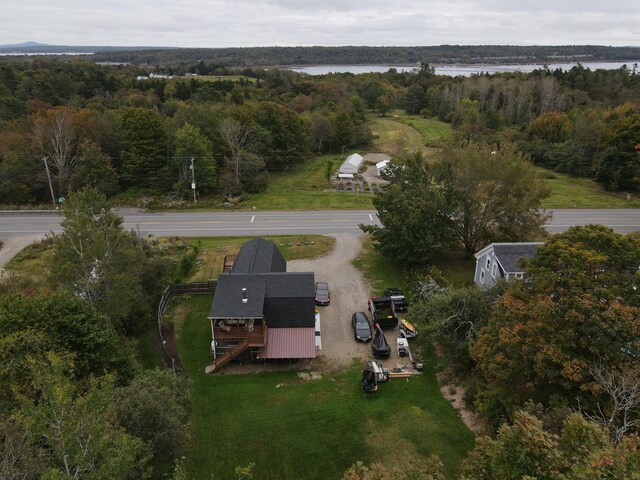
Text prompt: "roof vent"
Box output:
[[242, 287, 248, 304]]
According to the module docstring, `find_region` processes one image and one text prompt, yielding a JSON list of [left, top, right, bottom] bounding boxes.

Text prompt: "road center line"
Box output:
[[251, 215, 255, 223]]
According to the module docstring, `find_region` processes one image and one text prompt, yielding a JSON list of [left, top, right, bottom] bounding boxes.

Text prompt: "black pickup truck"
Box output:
[[383, 288, 409, 312], [368, 296, 398, 329]]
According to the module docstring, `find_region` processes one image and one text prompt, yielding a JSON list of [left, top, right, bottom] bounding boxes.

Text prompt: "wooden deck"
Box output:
[[213, 324, 266, 347]]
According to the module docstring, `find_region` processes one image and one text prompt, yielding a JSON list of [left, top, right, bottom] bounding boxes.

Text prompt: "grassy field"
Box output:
[[367, 112, 451, 160], [245, 154, 374, 210], [174, 295, 474, 480], [398, 114, 452, 144], [536, 167, 640, 208]]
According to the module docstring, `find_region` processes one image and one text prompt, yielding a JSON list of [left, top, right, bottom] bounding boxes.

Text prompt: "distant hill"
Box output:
[[0, 43, 173, 54], [0, 41, 50, 48]]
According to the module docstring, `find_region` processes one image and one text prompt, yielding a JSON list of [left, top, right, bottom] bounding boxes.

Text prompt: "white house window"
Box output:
[[516, 273, 523, 279], [480, 270, 485, 283], [492, 262, 497, 278], [486, 257, 491, 268]]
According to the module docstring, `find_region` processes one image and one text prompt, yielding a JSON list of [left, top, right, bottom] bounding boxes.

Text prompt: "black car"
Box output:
[[315, 282, 330, 306], [352, 311, 372, 342], [383, 288, 409, 312]]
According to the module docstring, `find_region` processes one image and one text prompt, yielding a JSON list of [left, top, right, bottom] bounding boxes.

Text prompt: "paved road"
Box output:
[[0, 208, 639, 239]]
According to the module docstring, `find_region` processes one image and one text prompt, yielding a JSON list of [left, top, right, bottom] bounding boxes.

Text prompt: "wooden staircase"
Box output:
[[205, 339, 249, 374]]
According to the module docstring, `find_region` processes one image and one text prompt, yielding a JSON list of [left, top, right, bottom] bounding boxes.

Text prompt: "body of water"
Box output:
[[289, 61, 639, 77]]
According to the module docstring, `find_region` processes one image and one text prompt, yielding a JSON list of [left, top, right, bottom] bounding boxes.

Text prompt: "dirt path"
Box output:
[[288, 234, 372, 368], [0, 235, 43, 270]]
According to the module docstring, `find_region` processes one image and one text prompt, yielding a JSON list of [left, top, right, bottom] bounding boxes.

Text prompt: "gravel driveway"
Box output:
[[288, 234, 388, 370], [0, 235, 44, 270]]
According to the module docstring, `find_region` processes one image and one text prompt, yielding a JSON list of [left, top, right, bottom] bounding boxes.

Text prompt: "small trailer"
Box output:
[[396, 337, 412, 361]]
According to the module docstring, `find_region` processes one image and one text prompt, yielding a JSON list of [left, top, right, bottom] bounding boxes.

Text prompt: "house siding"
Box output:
[[474, 248, 504, 288]]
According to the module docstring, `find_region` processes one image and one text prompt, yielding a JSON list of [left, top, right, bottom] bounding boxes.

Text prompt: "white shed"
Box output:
[[376, 159, 390, 176], [339, 153, 364, 175]]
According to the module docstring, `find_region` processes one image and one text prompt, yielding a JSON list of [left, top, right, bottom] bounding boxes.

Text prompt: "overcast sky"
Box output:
[[1, 0, 638, 48]]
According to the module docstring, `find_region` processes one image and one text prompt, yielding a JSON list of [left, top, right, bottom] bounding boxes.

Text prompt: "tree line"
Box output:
[[0, 188, 195, 478], [88, 45, 640, 67], [0, 57, 638, 208]]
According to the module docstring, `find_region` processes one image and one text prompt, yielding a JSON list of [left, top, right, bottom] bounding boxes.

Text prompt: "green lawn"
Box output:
[[353, 236, 476, 294], [175, 295, 474, 480], [537, 167, 640, 208], [246, 154, 374, 210]]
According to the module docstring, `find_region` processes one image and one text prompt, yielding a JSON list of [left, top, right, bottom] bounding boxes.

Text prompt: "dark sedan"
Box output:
[[352, 311, 372, 342], [315, 282, 330, 306]]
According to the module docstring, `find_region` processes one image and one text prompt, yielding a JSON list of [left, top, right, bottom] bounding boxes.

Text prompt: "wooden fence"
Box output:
[[157, 280, 217, 373]]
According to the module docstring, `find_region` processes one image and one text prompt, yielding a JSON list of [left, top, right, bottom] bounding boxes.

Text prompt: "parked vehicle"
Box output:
[[383, 288, 409, 312], [315, 282, 330, 306], [368, 296, 398, 329], [371, 323, 391, 358], [352, 311, 372, 342]]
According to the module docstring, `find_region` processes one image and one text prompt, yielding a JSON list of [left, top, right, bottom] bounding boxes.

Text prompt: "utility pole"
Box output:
[[43, 156, 57, 210], [190, 157, 197, 204]]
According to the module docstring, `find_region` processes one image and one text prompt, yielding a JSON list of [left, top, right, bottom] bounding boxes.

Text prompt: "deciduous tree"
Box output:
[[458, 411, 640, 480], [471, 226, 640, 422], [52, 187, 171, 334], [361, 153, 453, 265], [437, 141, 550, 254], [33, 106, 80, 195]]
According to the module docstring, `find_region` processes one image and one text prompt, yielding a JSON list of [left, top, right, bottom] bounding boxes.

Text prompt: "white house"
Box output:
[[474, 242, 543, 288]]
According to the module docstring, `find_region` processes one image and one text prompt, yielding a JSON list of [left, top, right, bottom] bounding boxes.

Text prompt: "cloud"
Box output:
[[0, 0, 638, 47]]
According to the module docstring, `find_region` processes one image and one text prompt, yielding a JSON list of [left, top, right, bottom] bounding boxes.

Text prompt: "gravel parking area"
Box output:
[[288, 233, 411, 371]]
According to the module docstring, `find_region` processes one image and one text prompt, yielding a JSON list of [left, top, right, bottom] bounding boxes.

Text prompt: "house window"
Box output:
[[480, 270, 485, 283], [516, 273, 523, 279], [486, 257, 491, 269], [492, 262, 497, 278]]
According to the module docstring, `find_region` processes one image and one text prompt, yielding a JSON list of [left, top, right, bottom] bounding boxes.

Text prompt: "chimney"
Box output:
[[242, 288, 247, 304]]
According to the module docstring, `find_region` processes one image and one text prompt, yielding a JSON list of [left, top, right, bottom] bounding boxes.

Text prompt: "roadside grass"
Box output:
[[245, 154, 373, 210], [176, 235, 335, 281], [173, 294, 475, 480], [352, 236, 406, 295], [353, 236, 476, 294], [4, 241, 55, 290], [536, 167, 640, 208]]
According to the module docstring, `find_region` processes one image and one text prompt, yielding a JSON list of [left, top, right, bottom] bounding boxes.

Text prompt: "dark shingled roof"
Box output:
[[209, 272, 315, 327], [209, 274, 266, 319], [493, 243, 543, 273], [231, 238, 286, 274]]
